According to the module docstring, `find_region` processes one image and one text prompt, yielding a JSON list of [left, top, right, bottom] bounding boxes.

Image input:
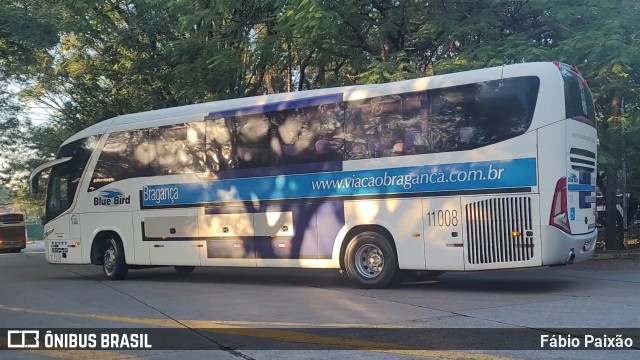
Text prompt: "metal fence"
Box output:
[[596, 225, 640, 250], [26, 223, 44, 240]]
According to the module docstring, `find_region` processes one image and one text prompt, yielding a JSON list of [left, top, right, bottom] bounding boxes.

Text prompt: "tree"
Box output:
[[549, 0, 640, 249]]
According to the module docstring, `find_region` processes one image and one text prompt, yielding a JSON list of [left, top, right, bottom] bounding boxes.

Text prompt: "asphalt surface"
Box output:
[[0, 242, 638, 359]]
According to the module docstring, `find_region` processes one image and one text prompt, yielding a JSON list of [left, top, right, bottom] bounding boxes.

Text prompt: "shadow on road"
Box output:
[[49, 264, 577, 294], [400, 276, 575, 293]]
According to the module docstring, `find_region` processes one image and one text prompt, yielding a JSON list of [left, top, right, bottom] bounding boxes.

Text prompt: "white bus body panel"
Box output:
[[537, 121, 597, 265], [565, 122, 598, 234], [144, 209, 203, 266], [80, 212, 135, 264], [422, 197, 464, 270], [44, 215, 82, 264], [199, 206, 256, 267], [342, 198, 425, 270]]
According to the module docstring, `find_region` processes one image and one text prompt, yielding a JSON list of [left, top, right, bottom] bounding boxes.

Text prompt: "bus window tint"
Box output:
[[345, 95, 404, 159], [206, 118, 237, 171], [149, 122, 206, 175], [344, 76, 539, 159], [271, 108, 313, 165], [272, 103, 344, 165], [235, 114, 271, 168], [561, 68, 596, 124], [48, 136, 98, 219], [89, 130, 150, 191]]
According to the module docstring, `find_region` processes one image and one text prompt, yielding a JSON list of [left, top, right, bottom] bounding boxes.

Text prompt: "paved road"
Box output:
[[1, 242, 638, 359]]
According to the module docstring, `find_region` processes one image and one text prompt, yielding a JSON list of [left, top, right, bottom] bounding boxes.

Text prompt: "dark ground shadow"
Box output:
[[53, 264, 578, 294]]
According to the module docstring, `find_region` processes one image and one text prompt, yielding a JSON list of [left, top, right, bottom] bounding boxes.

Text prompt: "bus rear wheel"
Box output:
[[174, 266, 195, 274], [102, 237, 128, 280], [344, 231, 398, 289]]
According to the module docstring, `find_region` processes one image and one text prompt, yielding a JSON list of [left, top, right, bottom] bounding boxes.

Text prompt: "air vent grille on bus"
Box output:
[[465, 197, 534, 264], [569, 148, 596, 173]]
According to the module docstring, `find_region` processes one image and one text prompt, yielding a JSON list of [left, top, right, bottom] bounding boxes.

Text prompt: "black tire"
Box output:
[[344, 231, 398, 289], [174, 266, 195, 274], [102, 237, 128, 280]]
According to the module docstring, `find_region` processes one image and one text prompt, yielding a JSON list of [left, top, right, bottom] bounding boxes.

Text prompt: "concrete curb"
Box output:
[[592, 251, 640, 260]]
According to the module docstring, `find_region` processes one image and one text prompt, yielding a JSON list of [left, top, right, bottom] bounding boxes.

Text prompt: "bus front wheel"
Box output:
[[102, 237, 128, 280], [344, 231, 398, 289]]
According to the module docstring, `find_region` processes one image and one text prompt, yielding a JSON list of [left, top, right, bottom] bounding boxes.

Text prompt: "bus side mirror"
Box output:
[[29, 157, 72, 196], [29, 172, 41, 195]]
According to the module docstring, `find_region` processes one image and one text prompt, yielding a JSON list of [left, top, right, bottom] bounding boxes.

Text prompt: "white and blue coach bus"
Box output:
[[30, 61, 597, 288]]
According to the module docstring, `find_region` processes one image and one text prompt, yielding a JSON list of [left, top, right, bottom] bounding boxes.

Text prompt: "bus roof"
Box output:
[[63, 62, 560, 146]]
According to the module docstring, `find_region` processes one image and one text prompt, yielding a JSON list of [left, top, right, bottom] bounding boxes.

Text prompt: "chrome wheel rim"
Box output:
[[354, 244, 384, 279], [104, 247, 116, 276]]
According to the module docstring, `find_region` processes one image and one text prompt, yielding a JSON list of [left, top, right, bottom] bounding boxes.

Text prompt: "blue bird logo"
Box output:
[[100, 190, 123, 199]]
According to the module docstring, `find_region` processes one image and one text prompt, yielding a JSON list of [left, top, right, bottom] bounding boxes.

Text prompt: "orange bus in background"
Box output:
[[0, 213, 27, 253]]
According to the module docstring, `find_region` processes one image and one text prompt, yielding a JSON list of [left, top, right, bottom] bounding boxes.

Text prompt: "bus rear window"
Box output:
[[561, 68, 596, 125], [0, 213, 24, 223]]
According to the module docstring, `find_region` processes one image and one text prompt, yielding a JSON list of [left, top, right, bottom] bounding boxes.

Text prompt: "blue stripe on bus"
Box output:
[[207, 93, 343, 119], [567, 184, 596, 192], [141, 158, 537, 207]]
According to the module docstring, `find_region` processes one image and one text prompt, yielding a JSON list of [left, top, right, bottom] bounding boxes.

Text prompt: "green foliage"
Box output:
[[0, 0, 59, 80], [0, 185, 11, 207]]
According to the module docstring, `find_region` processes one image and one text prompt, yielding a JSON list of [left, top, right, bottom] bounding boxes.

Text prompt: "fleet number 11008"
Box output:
[[425, 210, 458, 227]]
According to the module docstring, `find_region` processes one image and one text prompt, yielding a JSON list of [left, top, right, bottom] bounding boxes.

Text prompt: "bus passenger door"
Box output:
[[144, 209, 203, 266], [422, 197, 465, 270]]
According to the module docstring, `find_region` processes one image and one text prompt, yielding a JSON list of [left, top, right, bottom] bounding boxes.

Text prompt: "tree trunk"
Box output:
[[286, 38, 292, 92], [603, 87, 624, 250], [603, 165, 623, 250]]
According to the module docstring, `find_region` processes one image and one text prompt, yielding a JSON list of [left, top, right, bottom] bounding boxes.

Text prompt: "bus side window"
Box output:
[[309, 103, 344, 162], [271, 109, 308, 165], [205, 117, 236, 172], [270, 102, 344, 166], [235, 114, 270, 169], [89, 130, 150, 191], [149, 122, 206, 175], [345, 96, 403, 159]]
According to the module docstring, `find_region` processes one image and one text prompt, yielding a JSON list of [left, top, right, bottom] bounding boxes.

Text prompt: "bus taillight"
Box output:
[[550, 177, 571, 233]]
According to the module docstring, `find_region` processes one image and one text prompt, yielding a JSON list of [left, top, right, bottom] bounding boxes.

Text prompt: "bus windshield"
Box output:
[[45, 136, 99, 222]]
